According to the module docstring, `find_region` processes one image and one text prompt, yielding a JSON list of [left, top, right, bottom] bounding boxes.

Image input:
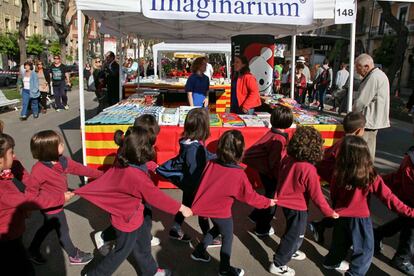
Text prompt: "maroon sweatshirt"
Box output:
[[275, 156, 334, 217], [75, 164, 181, 232], [382, 155, 414, 208], [28, 157, 103, 214], [243, 129, 288, 180], [191, 161, 271, 218], [0, 161, 65, 241], [331, 175, 414, 218], [316, 139, 342, 183]]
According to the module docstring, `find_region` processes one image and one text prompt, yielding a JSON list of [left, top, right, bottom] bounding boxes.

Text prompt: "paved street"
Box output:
[[0, 88, 411, 276]]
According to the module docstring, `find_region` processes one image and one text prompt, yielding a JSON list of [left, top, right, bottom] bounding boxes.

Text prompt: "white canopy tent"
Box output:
[[152, 42, 232, 78], [76, 0, 357, 165]]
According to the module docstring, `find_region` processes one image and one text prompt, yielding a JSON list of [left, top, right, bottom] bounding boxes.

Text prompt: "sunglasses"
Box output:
[[95, 60, 101, 63], [54, 57, 60, 60]]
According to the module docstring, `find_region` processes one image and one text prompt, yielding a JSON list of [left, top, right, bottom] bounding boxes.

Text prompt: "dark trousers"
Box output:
[[102, 204, 153, 242], [249, 174, 277, 233], [318, 86, 328, 110], [29, 211, 77, 257], [53, 82, 67, 109], [87, 223, 157, 276], [40, 91, 48, 110], [273, 208, 308, 267], [195, 217, 233, 272], [375, 216, 414, 262], [174, 191, 210, 235], [0, 237, 35, 276], [325, 217, 374, 276], [315, 217, 335, 230]]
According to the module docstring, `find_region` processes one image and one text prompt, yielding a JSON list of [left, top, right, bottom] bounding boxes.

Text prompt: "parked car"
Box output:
[[0, 67, 18, 86]]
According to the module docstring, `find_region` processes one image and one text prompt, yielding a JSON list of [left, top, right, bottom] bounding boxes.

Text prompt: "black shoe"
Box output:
[[219, 266, 245, 276], [29, 251, 47, 265], [169, 229, 191, 243], [191, 249, 211, 263], [391, 257, 414, 276], [19, 116, 27, 121], [308, 221, 324, 244]]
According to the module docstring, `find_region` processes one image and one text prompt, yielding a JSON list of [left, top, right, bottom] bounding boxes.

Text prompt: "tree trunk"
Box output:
[[18, 0, 30, 64], [59, 37, 67, 64], [377, 1, 409, 90], [83, 15, 91, 64]]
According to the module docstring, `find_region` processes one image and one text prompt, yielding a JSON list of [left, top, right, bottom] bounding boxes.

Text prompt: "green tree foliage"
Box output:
[[0, 32, 19, 59], [27, 34, 46, 57], [373, 36, 396, 68], [48, 40, 61, 56]]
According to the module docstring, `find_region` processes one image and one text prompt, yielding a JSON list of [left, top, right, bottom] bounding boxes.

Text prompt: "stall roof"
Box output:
[[153, 42, 231, 54], [77, 0, 337, 42]]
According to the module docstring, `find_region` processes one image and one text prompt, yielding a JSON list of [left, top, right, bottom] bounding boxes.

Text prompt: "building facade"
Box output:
[[356, 0, 414, 88]]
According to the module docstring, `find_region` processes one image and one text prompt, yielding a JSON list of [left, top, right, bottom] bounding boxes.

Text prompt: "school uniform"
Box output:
[[325, 176, 414, 276], [185, 73, 210, 107], [273, 156, 334, 267], [243, 128, 288, 233], [27, 156, 103, 257], [0, 161, 65, 276], [165, 139, 216, 234], [316, 138, 342, 183], [75, 164, 181, 276], [192, 160, 270, 272], [375, 150, 414, 265]]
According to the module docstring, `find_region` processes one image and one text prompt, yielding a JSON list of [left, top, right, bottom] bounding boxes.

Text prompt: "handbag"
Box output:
[[88, 75, 96, 92]]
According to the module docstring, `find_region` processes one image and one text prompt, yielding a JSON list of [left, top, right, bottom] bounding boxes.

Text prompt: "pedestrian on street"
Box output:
[[50, 55, 70, 112], [331, 62, 349, 113], [103, 51, 120, 106], [83, 63, 92, 91], [20, 61, 40, 120], [36, 61, 50, 114], [296, 56, 311, 104], [353, 53, 390, 160], [313, 59, 333, 111]]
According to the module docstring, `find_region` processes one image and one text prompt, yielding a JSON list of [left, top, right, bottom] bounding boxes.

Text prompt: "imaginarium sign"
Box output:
[[143, 0, 314, 25]]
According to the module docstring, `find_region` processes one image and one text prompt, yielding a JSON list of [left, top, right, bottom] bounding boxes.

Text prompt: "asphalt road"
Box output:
[[0, 88, 411, 276]]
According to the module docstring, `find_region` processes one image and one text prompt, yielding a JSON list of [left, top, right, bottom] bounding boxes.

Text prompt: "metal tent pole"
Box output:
[[348, 21, 356, 112], [290, 35, 297, 99], [77, 9, 87, 166]]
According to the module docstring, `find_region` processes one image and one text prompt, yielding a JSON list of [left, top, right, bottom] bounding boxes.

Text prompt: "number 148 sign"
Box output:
[[335, 0, 356, 24]]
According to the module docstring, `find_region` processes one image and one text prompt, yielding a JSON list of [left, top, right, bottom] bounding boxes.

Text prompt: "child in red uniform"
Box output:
[[94, 114, 161, 252], [374, 146, 414, 275], [309, 112, 366, 243], [75, 126, 192, 276], [0, 133, 73, 275], [191, 130, 276, 276], [27, 130, 104, 265], [157, 108, 216, 242], [270, 126, 339, 276], [243, 105, 293, 236], [324, 136, 414, 276]]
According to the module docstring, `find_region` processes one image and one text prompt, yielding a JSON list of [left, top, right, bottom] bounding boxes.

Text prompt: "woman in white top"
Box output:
[[36, 61, 50, 113], [20, 61, 40, 120]]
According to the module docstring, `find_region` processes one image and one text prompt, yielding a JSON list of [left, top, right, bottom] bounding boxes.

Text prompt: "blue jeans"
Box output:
[[318, 86, 328, 110], [325, 217, 374, 276], [20, 89, 39, 117]]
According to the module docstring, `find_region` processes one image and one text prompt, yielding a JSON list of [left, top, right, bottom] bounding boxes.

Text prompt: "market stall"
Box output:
[[84, 95, 344, 188], [152, 42, 231, 79], [75, 0, 357, 177]]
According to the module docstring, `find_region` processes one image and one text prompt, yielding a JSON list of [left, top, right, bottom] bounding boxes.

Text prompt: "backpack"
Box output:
[[317, 68, 331, 87]]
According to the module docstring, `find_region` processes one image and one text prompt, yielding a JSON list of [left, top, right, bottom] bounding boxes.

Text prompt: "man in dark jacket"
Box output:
[[103, 51, 120, 106]]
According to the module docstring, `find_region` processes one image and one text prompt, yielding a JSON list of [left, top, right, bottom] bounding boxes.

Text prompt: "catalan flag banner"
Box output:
[[85, 124, 344, 188]]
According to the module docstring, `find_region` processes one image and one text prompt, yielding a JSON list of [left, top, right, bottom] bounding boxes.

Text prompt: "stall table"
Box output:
[[85, 124, 344, 188], [124, 83, 231, 112]]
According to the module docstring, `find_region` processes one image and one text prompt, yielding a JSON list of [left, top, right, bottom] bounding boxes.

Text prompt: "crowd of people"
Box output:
[[0, 77, 413, 276], [18, 55, 71, 121]]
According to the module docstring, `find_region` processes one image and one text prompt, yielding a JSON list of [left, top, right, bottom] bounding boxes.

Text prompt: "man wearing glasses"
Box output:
[[50, 55, 70, 112]]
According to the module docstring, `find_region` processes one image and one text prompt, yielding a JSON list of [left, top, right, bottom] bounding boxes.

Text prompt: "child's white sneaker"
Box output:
[[291, 250, 306, 261], [151, 236, 161, 247], [323, 260, 349, 272], [269, 263, 295, 276], [94, 231, 104, 250]]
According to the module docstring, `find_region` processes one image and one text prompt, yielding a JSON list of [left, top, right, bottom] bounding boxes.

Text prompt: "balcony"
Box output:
[[370, 22, 414, 37]]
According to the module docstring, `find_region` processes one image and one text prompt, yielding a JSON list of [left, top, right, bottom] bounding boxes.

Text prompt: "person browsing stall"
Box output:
[[231, 56, 261, 115], [185, 57, 210, 108]]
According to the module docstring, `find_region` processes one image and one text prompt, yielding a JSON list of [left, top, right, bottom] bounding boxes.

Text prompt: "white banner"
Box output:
[[76, 0, 141, 12], [143, 0, 314, 25], [335, 0, 356, 24]]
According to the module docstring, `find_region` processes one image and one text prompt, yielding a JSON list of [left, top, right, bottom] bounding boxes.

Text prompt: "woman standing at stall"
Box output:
[[20, 61, 40, 120], [231, 56, 261, 114], [185, 57, 210, 108]]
